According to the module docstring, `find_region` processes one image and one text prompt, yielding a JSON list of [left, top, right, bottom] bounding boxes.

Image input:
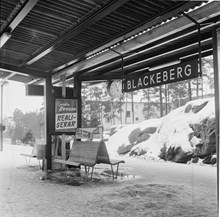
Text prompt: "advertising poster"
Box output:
[[55, 98, 77, 132]]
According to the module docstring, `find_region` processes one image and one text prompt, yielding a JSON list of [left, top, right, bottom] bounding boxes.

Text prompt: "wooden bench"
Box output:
[[20, 146, 43, 169], [96, 140, 125, 180], [53, 140, 125, 180], [53, 141, 100, 180]]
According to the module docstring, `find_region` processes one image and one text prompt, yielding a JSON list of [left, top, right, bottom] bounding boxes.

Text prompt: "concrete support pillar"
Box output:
[[212, 26, 220, 215], [61, 75, 66, 166], [45, 75, 53, 171], [74, 76, 82, 128]]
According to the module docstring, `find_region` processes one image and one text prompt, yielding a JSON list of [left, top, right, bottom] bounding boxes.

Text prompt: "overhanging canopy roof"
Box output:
[[0, 0, 220, 86]]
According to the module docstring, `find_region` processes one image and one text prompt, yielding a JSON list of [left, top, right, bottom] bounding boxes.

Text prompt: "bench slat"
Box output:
[[108, 159, 125, 165], [53, 159, 80, 167], [96, 141, 125, 165], [20, 153, 37, 158]]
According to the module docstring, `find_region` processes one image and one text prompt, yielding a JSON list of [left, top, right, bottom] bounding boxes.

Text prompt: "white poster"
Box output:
[[55, 98, 77, 132]]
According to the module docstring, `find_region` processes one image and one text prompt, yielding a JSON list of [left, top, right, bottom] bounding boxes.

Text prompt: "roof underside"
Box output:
[[0, 0, 220, 86]]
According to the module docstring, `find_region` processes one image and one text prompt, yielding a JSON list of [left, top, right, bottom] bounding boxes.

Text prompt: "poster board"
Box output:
[[55, 98, 77, 133]]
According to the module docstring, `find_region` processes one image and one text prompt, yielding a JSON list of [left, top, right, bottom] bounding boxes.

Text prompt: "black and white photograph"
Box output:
[[0, 1, 219, 216]]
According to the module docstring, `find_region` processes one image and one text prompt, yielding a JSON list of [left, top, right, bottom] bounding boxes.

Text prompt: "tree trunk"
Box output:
[[120, 98, 122, 124], [125, 93, 127, 124], [188, 80, 192, 101], [147, 89, 150, 118], [164, 84, 168, 115], [196, 79, 199, 97], [131, 92, 134, 124], [159, 86, 163, 117]]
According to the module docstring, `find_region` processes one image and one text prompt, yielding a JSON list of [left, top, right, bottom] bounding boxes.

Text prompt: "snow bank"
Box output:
[[107, 98, 216, 164], [107, 119, 162, 155]]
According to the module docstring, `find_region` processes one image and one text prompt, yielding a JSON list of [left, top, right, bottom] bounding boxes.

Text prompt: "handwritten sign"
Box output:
[[76, 128, 92, 140], [55, 98, 77, 132], [76, 127, 103, 141]]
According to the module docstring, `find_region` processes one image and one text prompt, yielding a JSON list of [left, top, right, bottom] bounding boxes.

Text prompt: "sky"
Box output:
[[2, 76, 213, 119], [2, 81, 43, 118]]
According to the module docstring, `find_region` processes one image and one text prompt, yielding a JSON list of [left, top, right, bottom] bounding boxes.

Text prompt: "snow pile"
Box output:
[[107, 98, 216, 164], [107, 118, 161, 155]]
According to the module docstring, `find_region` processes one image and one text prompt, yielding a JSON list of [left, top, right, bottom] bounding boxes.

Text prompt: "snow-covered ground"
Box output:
[[0, 140, 217, 217]]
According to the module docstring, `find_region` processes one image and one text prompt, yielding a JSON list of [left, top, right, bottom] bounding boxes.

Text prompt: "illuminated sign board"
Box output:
[[55, 98, 77, 132], [123, 60, 198, 92]]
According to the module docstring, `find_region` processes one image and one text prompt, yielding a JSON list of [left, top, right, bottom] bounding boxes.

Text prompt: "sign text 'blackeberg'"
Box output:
[[124, 60, 198, 92]]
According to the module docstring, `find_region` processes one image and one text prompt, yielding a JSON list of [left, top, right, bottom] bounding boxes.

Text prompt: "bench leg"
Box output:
[[84, 166, 94, 181], [90, 167, 94, 180], [23, 156, 32, 165], [23, 156, 30, 165], [24, 156, 28, 164], [110, 164, 120, 180], [38, 160, 43, 170], [64, 165, 68, 181], [84, 166, 89, 181]]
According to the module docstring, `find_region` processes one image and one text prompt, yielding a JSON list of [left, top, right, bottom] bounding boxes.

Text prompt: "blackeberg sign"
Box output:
[[123, 60, 198, 92]]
